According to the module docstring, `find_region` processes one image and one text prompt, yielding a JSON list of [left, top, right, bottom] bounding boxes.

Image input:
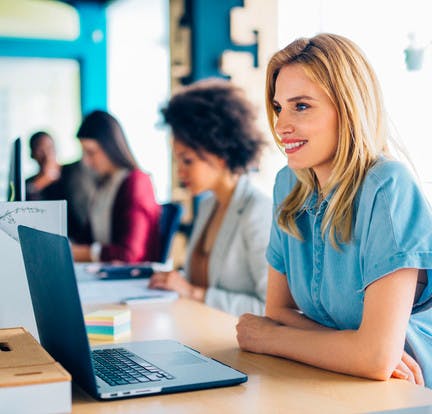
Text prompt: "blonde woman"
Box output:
[[236, 33, 432, 387]]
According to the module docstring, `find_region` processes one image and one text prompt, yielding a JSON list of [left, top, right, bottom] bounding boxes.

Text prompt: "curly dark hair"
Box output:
[[161, 78, 266, 173]]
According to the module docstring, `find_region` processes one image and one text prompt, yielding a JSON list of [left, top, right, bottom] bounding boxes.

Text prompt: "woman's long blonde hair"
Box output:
[[266, 33, 390, 247]]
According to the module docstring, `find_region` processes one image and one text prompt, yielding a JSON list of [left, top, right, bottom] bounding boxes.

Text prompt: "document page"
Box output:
[[77, 278, 179, 305]]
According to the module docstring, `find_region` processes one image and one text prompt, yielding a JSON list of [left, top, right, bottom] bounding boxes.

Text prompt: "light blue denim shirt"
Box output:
[[266, 159, 432, 387]]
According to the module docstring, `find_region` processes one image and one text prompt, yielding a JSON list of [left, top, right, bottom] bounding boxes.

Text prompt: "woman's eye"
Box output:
[[296, 102, 309, 111], [273, 104, 281, 115]]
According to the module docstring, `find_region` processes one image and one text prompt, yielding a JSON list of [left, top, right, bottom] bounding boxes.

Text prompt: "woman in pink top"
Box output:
[[71, 110, 160, 263]]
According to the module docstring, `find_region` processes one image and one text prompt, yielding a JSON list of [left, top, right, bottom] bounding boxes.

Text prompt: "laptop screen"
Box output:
[[18, 225, 98, 395]]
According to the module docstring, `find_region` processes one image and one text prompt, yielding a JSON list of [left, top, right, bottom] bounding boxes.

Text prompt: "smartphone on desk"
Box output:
[[96, 264, 154, 280]]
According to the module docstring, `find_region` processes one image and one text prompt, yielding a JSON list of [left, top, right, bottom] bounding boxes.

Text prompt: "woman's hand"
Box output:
[[71, 243, 91, 262], [391, 351, 424, 386], [236, 313, 280, 354], [149, 271, 206, 302]]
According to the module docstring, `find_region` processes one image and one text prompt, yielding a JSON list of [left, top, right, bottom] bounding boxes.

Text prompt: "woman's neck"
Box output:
[[97, 166, 126, 186], [212, 173, 240, 208]]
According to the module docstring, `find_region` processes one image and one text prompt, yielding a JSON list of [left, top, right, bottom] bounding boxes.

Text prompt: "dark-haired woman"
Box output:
[[71, 110, 161, 263], [149, 79, 272, 316]]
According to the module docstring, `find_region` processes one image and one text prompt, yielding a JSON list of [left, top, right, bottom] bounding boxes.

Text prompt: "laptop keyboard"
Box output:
[[92, 348, 175, 386]]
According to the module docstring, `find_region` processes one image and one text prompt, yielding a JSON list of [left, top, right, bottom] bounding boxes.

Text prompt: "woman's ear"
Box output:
[[217, 156, 228, 170]]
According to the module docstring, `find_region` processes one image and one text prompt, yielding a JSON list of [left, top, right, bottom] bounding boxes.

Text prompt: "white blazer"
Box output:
[[184, 175, 272, 316]]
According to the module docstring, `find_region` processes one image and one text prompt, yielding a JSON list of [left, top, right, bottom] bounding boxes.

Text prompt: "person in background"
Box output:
[[25, 131, 61, 200], [25, 131, 96, 243], [55, 159, 97, 243], [236, 33, 432, 387], [149, 79, 272, 316], [71, 110, 161, 263]]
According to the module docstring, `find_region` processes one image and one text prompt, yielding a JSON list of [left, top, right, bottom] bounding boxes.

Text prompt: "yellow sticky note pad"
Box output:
[[84, 309, 131, 339]]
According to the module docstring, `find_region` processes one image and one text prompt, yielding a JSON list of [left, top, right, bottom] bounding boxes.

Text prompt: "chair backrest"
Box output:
[[159, 202, 183, 263]]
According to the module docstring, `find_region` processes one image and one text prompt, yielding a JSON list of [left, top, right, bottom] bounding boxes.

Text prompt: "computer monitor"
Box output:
[[7, 137, 25, 201]]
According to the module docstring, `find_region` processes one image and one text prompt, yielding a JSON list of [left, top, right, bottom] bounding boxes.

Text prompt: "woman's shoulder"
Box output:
[[125, 168, 150, 180], [117, 169, 157, 203], [275, 165, 297, 186], [274, 164, 293, 179], [273, 165, 297, 201], [121, 168, 153, 188], [243, 175, 271, 201], [235, 177, 272, 227], [232, 175, 271, 210], [364, 158, 418, 192]]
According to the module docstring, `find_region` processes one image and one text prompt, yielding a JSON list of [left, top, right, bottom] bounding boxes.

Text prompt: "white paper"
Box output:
[[77, 278, 178, 305], [0, 200, 67, 340]]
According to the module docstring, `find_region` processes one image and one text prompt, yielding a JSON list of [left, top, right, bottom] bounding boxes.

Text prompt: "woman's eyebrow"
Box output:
[[287, 95, 316, 102], [273, 95, 316, 104]]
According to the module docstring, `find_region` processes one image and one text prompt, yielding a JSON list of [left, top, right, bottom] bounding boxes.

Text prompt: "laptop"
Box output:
[[18, 225, 247, 400]]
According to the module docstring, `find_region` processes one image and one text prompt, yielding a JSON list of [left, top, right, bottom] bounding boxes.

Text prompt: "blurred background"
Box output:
[[2, 0, 432, 205]]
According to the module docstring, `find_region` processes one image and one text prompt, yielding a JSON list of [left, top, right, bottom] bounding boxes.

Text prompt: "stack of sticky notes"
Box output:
[[84, 309, 131, 340]]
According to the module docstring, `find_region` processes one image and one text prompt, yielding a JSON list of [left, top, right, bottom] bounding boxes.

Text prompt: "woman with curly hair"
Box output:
[[149, 78, 272, 316]]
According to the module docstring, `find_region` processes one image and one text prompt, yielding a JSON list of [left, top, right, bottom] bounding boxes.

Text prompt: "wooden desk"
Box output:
[[73, 299, 432, 414]]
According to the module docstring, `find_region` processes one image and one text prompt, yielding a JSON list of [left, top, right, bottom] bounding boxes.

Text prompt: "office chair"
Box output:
[[159, 202, 183, 263]]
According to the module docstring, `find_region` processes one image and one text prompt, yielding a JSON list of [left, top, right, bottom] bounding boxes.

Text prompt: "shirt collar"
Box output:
[[301, 187, 334, 216]]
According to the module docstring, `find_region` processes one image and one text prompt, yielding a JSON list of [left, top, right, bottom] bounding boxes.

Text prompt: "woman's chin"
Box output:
[[287, 158, 308, 171], [189, 187, 205, 196]]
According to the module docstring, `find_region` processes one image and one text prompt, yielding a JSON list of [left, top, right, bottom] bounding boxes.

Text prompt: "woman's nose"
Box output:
[[176, 164, 186, 179], [275, 113, 295, 136], [82, 154, 92, 169]]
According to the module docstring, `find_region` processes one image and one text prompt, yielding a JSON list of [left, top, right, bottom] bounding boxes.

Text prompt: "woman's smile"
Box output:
[[282, 139, 308, 154]]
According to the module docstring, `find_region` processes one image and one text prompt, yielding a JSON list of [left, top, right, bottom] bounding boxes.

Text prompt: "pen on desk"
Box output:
[[121, 295, 163, 304]]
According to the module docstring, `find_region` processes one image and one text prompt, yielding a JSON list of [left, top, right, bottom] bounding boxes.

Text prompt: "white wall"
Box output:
[[107, 0, 171, 202], [0, 58, 81, 197], [278, 0, 432, 198], [0, 0, 171, 202]]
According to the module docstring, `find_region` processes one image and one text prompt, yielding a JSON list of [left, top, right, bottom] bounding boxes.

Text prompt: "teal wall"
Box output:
[[182, 0, 258, 83], [0, 2, 107, 115]]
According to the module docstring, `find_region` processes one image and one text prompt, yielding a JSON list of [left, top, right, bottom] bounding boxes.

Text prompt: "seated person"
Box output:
[[236, 33, 432, 387], [25, 131, 61, 200], [52, 159, 97, 244], [25, 131, 96, 243], [149, 79, 272, 316], [71, 110, 161, 263]]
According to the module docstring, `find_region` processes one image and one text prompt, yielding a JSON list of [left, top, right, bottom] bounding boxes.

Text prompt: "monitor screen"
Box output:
[[7, 137, 25, 202]]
